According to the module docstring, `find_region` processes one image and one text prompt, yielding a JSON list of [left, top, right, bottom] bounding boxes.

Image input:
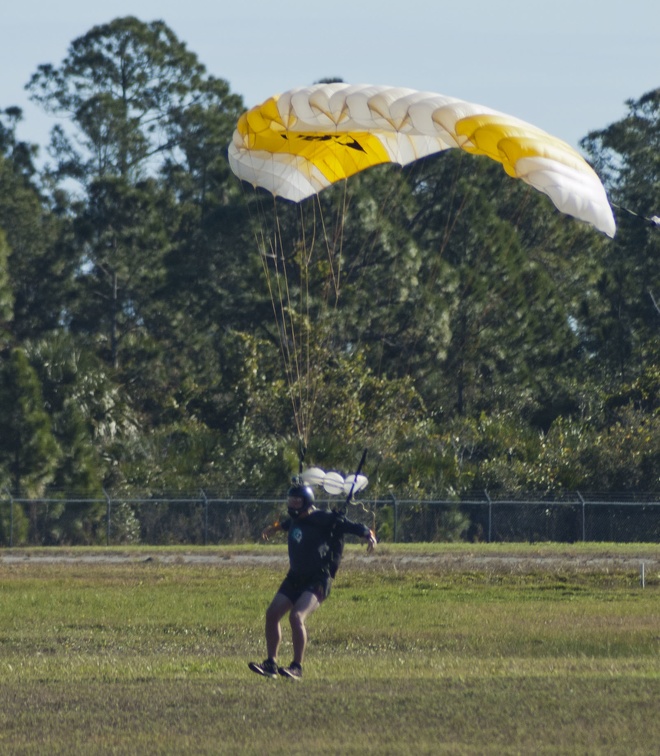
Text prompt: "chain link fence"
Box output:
[[1, 491, 659, 546]]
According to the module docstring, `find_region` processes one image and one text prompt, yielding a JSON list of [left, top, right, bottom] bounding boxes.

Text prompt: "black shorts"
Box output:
[[277, 572, 332, 604]]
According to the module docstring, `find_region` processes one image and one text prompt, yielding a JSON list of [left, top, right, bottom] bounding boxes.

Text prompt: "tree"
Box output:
[[27, 16, 244, 377], [68, 175, 173, 369], [0, 107, 40, 180], [28, 17, 219, 182], [0, 348, 60, 497], [0, 113, 70, 341], [383, 153, 590, 422], [580, 89, 660, 382], [0, 228, 13, 349]]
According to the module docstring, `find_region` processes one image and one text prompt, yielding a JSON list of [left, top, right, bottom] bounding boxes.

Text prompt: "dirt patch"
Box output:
[[1, 549, 658, 574]]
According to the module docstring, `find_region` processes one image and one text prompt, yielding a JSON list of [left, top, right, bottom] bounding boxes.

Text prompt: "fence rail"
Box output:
[[2, 492, 659, 547]]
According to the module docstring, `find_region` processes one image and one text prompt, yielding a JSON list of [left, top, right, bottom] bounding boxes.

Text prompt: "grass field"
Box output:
[[0, 543, 659, 755]]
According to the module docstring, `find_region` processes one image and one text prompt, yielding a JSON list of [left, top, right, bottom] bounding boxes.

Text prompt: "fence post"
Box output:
[[103, 489, 111, 546], [577, 491, 586, 542], [201, 489, 209, 546], [8, 491, 13, 548], [2, 488, 13, 548], [484, 490, 492, 543], [389, 492, 398, 543]]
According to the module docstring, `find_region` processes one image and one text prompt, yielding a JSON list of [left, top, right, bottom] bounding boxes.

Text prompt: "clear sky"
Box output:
[[2, 0, 658, 156]]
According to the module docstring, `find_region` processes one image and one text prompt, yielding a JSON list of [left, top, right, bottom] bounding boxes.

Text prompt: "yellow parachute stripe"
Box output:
[[455, 114, 592, 178], [236, 99, 391, 184], [287, 133, 392, 183], [236, 97, 285, 149]]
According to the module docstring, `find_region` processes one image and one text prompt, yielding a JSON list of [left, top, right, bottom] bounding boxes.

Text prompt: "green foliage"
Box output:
[[27, 17, 225, 179], [581, 89, 660, 381], [0, 496, 29, 545], [0, 19, 657, 547], [0, 228, 13, 346], [0, 348, 60, 496], [0, 150, 68, 340]]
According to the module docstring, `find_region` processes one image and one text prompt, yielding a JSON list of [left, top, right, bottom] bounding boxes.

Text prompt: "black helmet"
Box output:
[[287, 483, 315, 518]]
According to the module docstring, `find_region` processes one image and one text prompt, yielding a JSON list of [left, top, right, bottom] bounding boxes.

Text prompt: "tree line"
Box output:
[[0, 17, 658, 544]]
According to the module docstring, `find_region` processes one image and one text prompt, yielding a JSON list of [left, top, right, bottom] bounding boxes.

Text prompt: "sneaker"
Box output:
[[278, 662, 302, 680], [248, 658, 279, 678]]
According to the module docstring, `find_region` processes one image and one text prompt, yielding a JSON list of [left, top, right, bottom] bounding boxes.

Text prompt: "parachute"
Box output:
[[229, 82, 616, 237], [228, 83, 616, 453]]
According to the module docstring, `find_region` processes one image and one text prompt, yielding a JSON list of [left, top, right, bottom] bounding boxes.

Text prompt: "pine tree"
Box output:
[[0, 347, 60, 496]]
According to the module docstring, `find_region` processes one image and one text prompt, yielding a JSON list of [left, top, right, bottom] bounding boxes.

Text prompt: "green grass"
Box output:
[[0, 545, 659, 754]]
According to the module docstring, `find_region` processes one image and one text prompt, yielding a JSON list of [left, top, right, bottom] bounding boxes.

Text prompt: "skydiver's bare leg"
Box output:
[[265, 592, 292, 661], [289, 591, 321, 666]]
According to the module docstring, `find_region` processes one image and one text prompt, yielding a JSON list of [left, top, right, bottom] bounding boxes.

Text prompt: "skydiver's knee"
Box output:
[[289, 610, 305, 631], [266, 599, 288, 625], [266, 605, 282, 624]]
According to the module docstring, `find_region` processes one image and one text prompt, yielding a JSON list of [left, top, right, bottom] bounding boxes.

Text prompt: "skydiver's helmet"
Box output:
[[287, 484, 315, 518]]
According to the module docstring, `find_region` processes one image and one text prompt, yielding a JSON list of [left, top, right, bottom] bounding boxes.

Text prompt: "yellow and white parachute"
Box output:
[[229, 82, 615, 237]]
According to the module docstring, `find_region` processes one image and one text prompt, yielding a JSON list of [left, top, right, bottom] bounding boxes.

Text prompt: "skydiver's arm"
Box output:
[[261, 524, 276, 541], [261, 522, 281, 540], [363, 528, 377, 553], [342, 518, 377, 553], [261, 517, 290, 541]]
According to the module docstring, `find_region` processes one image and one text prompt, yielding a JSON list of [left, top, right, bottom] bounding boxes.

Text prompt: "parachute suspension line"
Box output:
[[438, 153, 470, 259], [294, 189, 349, 448], [611, 202, 660, 228], [262, 193, 338, 452], [250, 191, 308, 447], [274, 199, 312, 447], [243, 185, 352, 453], [238, 182, 308, 445], [240, 185, 291, 371], [296, 200, 318, 449], [337, 184, 350, 297], [314, 188, 344, 306], [334, 181, 350, 303], [285, 186, 353, 452]]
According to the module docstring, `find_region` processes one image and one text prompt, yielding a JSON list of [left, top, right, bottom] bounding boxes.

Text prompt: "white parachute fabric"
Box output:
[[229, 83, 616, 237], [300, 467, 369, 496]]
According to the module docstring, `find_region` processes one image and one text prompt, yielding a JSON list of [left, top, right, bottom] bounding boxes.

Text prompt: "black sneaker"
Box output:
[[248, 658, 279, 678], [278, 662, 302, 680]]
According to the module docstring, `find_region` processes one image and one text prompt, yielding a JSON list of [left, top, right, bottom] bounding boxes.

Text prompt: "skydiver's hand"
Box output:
[[364, 529, 377, 554], [261, 523, 280, 541]]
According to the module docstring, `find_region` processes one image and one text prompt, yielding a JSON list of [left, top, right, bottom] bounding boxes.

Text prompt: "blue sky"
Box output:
[[2, 0, 658, 156]]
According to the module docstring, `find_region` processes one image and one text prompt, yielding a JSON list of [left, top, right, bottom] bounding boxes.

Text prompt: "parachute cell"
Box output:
[[322, 472, 346, 495], [343, 474, 368, 496], [300, 467, 370, 496], [301, 467, 326, 487], [228, 83, 616, 237]]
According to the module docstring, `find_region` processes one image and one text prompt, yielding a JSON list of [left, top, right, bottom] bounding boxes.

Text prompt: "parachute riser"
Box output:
[[339, 448, 368, 515]]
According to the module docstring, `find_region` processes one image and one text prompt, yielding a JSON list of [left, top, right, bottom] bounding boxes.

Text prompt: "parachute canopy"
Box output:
[[228, 83, 616, 237]]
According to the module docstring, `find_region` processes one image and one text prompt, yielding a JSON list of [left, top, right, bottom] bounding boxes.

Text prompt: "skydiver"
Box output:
[[248, 482, 377, 680]]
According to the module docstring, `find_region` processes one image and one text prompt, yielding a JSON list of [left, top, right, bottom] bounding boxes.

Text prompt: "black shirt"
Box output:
[[281, 509, 370, 579]]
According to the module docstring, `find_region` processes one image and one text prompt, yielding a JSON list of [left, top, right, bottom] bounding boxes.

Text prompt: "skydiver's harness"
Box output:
[[324, 511, 347, 579]]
